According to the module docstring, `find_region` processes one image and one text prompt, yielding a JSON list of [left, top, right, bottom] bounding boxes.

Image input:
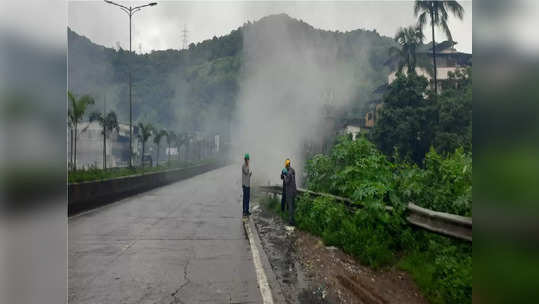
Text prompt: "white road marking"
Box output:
[[244, 219, 274, 304]]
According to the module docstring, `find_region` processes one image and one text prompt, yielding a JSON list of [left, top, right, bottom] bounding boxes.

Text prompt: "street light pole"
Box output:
[[104, 0, 157, 168], [129, 11, 132, 168]]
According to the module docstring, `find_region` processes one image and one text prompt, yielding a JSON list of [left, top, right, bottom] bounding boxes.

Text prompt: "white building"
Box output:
[[387, 40, 472, 93], [69, 122, 137, 169]]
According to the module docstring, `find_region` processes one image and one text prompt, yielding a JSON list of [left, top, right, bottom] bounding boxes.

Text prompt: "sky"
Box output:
[[68, 0, 472, 54]]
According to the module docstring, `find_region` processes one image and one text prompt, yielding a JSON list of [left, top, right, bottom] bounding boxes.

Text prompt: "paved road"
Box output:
[[69, 165, 262, 304]]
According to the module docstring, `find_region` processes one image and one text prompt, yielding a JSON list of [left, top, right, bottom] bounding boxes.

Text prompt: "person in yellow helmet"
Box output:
[[280, 159, 291, 212], [283, 158, 297, 226]]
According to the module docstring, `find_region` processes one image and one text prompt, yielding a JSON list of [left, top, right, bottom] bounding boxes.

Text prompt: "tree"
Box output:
[[165, 131, 177, 166], [414, 0, 464, 95], [372, 67, 471, 164], [137, 122, 153, 167], [153, 129, 167, 167], [389, 25, 424, 74], [175, 133, 192, 161], [68, 91, 95, 170], [68, 119, 74, 169], [89, 110, 119, 169], [434, 67, 472, 153], [371, 72, 437, 164]]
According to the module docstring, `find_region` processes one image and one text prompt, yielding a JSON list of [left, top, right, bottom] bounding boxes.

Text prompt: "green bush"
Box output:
[[396, 147, 472, 216], [306, 135, 472, 215], [399, 235, 472, 304], [294, 192, 472, 303], [293, 136, 472, 303], [295, 195, 406, 269], [305, 136, 397, 207]]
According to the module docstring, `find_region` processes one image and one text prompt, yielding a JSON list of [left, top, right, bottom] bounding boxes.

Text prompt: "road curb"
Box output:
[[243, 215, 286, 304]]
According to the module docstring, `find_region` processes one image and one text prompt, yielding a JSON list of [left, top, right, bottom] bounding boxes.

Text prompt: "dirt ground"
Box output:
[[251, 199, 428, 304]]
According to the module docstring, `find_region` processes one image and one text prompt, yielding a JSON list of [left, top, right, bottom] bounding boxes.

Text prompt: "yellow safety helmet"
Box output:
[[285, 159, 291, 166]]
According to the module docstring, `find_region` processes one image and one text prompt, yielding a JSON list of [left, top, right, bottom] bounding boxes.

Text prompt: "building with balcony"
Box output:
[[387, 40, 472, 92]]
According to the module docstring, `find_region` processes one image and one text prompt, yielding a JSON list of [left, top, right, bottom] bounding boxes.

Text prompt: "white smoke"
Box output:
[[232, 15, 358, 186]]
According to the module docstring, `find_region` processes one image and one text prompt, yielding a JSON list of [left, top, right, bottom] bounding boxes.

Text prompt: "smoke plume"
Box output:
[[232, 15, 358, 186]]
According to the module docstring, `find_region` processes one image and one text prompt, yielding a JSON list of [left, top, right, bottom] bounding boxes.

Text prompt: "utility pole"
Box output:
[[104, 0, 157, 168], [103, 95, 106, 169], [181, 24, 189, 50]]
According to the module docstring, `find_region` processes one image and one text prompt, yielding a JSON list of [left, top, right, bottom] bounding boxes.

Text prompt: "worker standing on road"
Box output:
[[283, 158, 297, 226], [242, 153, 252, 217], [280, 164, 288, 212]]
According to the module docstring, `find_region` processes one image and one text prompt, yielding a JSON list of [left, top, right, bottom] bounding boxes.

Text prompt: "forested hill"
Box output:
[[68, 14, 396, 133]]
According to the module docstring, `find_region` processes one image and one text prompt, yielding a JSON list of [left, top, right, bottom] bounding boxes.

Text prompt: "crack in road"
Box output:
[[168, 248, 193, 304]]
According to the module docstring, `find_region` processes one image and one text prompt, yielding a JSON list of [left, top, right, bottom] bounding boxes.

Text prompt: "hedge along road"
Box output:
[[68, 165, 264, 304]]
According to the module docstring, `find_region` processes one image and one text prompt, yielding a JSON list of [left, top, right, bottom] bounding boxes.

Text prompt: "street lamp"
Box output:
[[104, 0, 157, 168]]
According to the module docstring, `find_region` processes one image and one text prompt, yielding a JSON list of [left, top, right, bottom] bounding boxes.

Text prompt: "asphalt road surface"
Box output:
[[68, 165, 263, 304]]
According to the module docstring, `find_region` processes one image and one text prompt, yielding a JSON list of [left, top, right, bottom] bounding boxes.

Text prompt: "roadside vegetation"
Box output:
[[293, 135, 471, 304], [68, 159, 213, 184], [68, 91, 95, 170], [269, 57, 472, 303], [371, 67, 471, 165], [67, 90, 215, 178], [262, 137, 472, 303]]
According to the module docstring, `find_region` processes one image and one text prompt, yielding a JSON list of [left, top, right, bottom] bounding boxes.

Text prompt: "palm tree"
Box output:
[[389, 25, 424, 74], [414, 0, 464, 95], [165, 131, 177, 166], [153, 129, 167, 167], [176, 133, 191, 162], [68, 119, 74, 169], [68, 91, 95, 170], [89, 110, 119, 169], [137, 122, 153, 167]]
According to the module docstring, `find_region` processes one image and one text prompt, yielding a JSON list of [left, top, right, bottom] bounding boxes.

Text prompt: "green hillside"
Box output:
[[68, 14, 396, 134]]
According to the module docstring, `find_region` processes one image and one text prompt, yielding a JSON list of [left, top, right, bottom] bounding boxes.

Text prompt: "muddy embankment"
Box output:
[[251, 197, 428, 304]]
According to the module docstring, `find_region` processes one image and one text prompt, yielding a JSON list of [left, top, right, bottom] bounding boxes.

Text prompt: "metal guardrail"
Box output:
[[257, 185, 472, 242], [406, 203, 472, 241]]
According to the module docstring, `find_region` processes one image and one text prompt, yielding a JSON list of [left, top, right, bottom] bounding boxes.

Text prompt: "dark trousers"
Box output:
[[281, 189, 287, 212], [242, 186, 250, 215], [287, 193, 296, 226]]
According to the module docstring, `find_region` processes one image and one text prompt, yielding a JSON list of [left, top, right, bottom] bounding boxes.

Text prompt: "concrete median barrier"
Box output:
[[68, 160, 225, 214]]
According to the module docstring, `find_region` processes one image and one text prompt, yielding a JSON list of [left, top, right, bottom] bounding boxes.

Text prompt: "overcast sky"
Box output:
[[68, 1, 472, 54]]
